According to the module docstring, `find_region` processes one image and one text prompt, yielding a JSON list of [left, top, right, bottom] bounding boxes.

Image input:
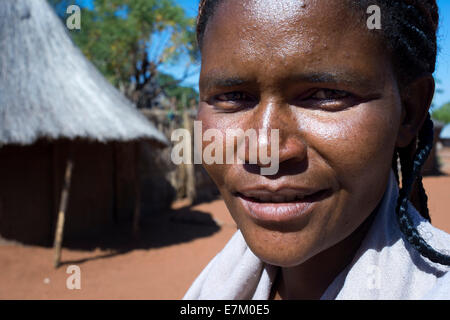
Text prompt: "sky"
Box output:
[[78, 0, 450, 108], [434, 0, 450, 108]]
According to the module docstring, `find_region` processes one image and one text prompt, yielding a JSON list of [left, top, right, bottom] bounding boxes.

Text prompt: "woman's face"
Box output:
[[197, 0, 403, 267]]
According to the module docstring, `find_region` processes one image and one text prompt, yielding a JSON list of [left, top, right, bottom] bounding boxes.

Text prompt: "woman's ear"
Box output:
[[396, 74, 435, 148]]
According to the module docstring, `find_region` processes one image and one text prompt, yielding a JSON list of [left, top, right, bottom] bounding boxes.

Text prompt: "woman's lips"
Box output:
[[236, 188, 330, 223]]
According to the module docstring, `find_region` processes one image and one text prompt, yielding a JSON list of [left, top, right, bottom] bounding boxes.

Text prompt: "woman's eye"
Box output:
[[310, 89, 350, 100], [210, 91, 257, 112], [292, 88, 358, 111], [216, 92, 252, 102]]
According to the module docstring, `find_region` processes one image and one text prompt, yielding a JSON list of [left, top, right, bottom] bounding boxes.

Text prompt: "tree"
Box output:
[[432, 102, 450, 124], [157, 73, 198, 109], [49, 0, 199, 106]]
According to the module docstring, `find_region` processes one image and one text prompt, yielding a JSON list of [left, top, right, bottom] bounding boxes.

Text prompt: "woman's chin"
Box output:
[[240, 227, 320, 268], [252, 248, 315, 268]]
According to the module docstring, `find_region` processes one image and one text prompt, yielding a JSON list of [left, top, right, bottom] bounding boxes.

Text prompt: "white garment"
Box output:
[[184, 172, 450, 300]]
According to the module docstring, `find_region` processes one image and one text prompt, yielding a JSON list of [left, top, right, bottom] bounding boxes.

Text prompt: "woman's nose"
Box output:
[[241, 99, 308, 175]]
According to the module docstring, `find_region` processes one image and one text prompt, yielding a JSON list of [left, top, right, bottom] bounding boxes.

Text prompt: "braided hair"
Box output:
[[196, 0, 450, 266]]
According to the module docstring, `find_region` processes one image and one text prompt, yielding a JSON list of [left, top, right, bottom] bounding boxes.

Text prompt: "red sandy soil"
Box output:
[[0, 199, 238, 300], [1, 149, 449, 300]]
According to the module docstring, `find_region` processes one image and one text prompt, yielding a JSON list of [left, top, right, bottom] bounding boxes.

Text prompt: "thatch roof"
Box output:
[[0, 0, 168, 146]]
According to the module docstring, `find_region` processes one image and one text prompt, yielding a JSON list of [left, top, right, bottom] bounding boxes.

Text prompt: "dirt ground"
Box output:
[[1, 148, 449, 300]]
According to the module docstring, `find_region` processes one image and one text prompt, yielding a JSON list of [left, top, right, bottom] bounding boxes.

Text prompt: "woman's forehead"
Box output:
[[200, 0, 387, 88], [237, 0, 310, 24], [204, 0, 358, 38]]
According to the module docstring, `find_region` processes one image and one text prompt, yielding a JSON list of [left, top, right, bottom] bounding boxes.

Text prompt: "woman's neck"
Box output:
[[271, 209, 378, 300]]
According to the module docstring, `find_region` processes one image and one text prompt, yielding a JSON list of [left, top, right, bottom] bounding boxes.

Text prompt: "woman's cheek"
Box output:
[[196, 104, 236, 188], [298, 102, 398, 186]]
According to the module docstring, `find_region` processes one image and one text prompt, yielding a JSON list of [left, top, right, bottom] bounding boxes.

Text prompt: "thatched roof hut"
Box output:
[[0, 0, 169, 245], [0, 0, 167, 146]]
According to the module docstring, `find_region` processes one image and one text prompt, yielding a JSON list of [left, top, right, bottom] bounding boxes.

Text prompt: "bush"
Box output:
[[432, 102, 450, 124]]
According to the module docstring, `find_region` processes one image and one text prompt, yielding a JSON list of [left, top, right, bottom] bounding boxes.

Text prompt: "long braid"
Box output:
[[416, 176, 431, 221], [396, 115, 450, 265], [196, 0, 450, 265]]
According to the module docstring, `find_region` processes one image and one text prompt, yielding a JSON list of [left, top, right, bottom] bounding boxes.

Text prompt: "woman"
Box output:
[[184, 0, 450, 299]]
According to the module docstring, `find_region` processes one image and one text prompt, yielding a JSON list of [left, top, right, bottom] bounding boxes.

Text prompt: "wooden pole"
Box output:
[[183, 110, 196, 204], [53, 159, 74, 268]]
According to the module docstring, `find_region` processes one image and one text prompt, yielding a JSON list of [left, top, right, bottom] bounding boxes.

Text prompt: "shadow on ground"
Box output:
[[54, 202, 221, 266]]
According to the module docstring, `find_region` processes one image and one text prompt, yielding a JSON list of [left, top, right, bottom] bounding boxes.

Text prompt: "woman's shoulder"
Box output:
[[412, 212, 450, 298], [325, 195, 450, 299], [422, 271, 450, 299], [409, 205, 450, 267], [183, 230, 276, 300], [391, 203, 450, 297]]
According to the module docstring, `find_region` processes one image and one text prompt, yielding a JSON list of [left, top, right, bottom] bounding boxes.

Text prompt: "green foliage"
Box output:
[[50, 0, 198, 96], [432, 102, 450, 124], [157, 73, 198, 110]]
